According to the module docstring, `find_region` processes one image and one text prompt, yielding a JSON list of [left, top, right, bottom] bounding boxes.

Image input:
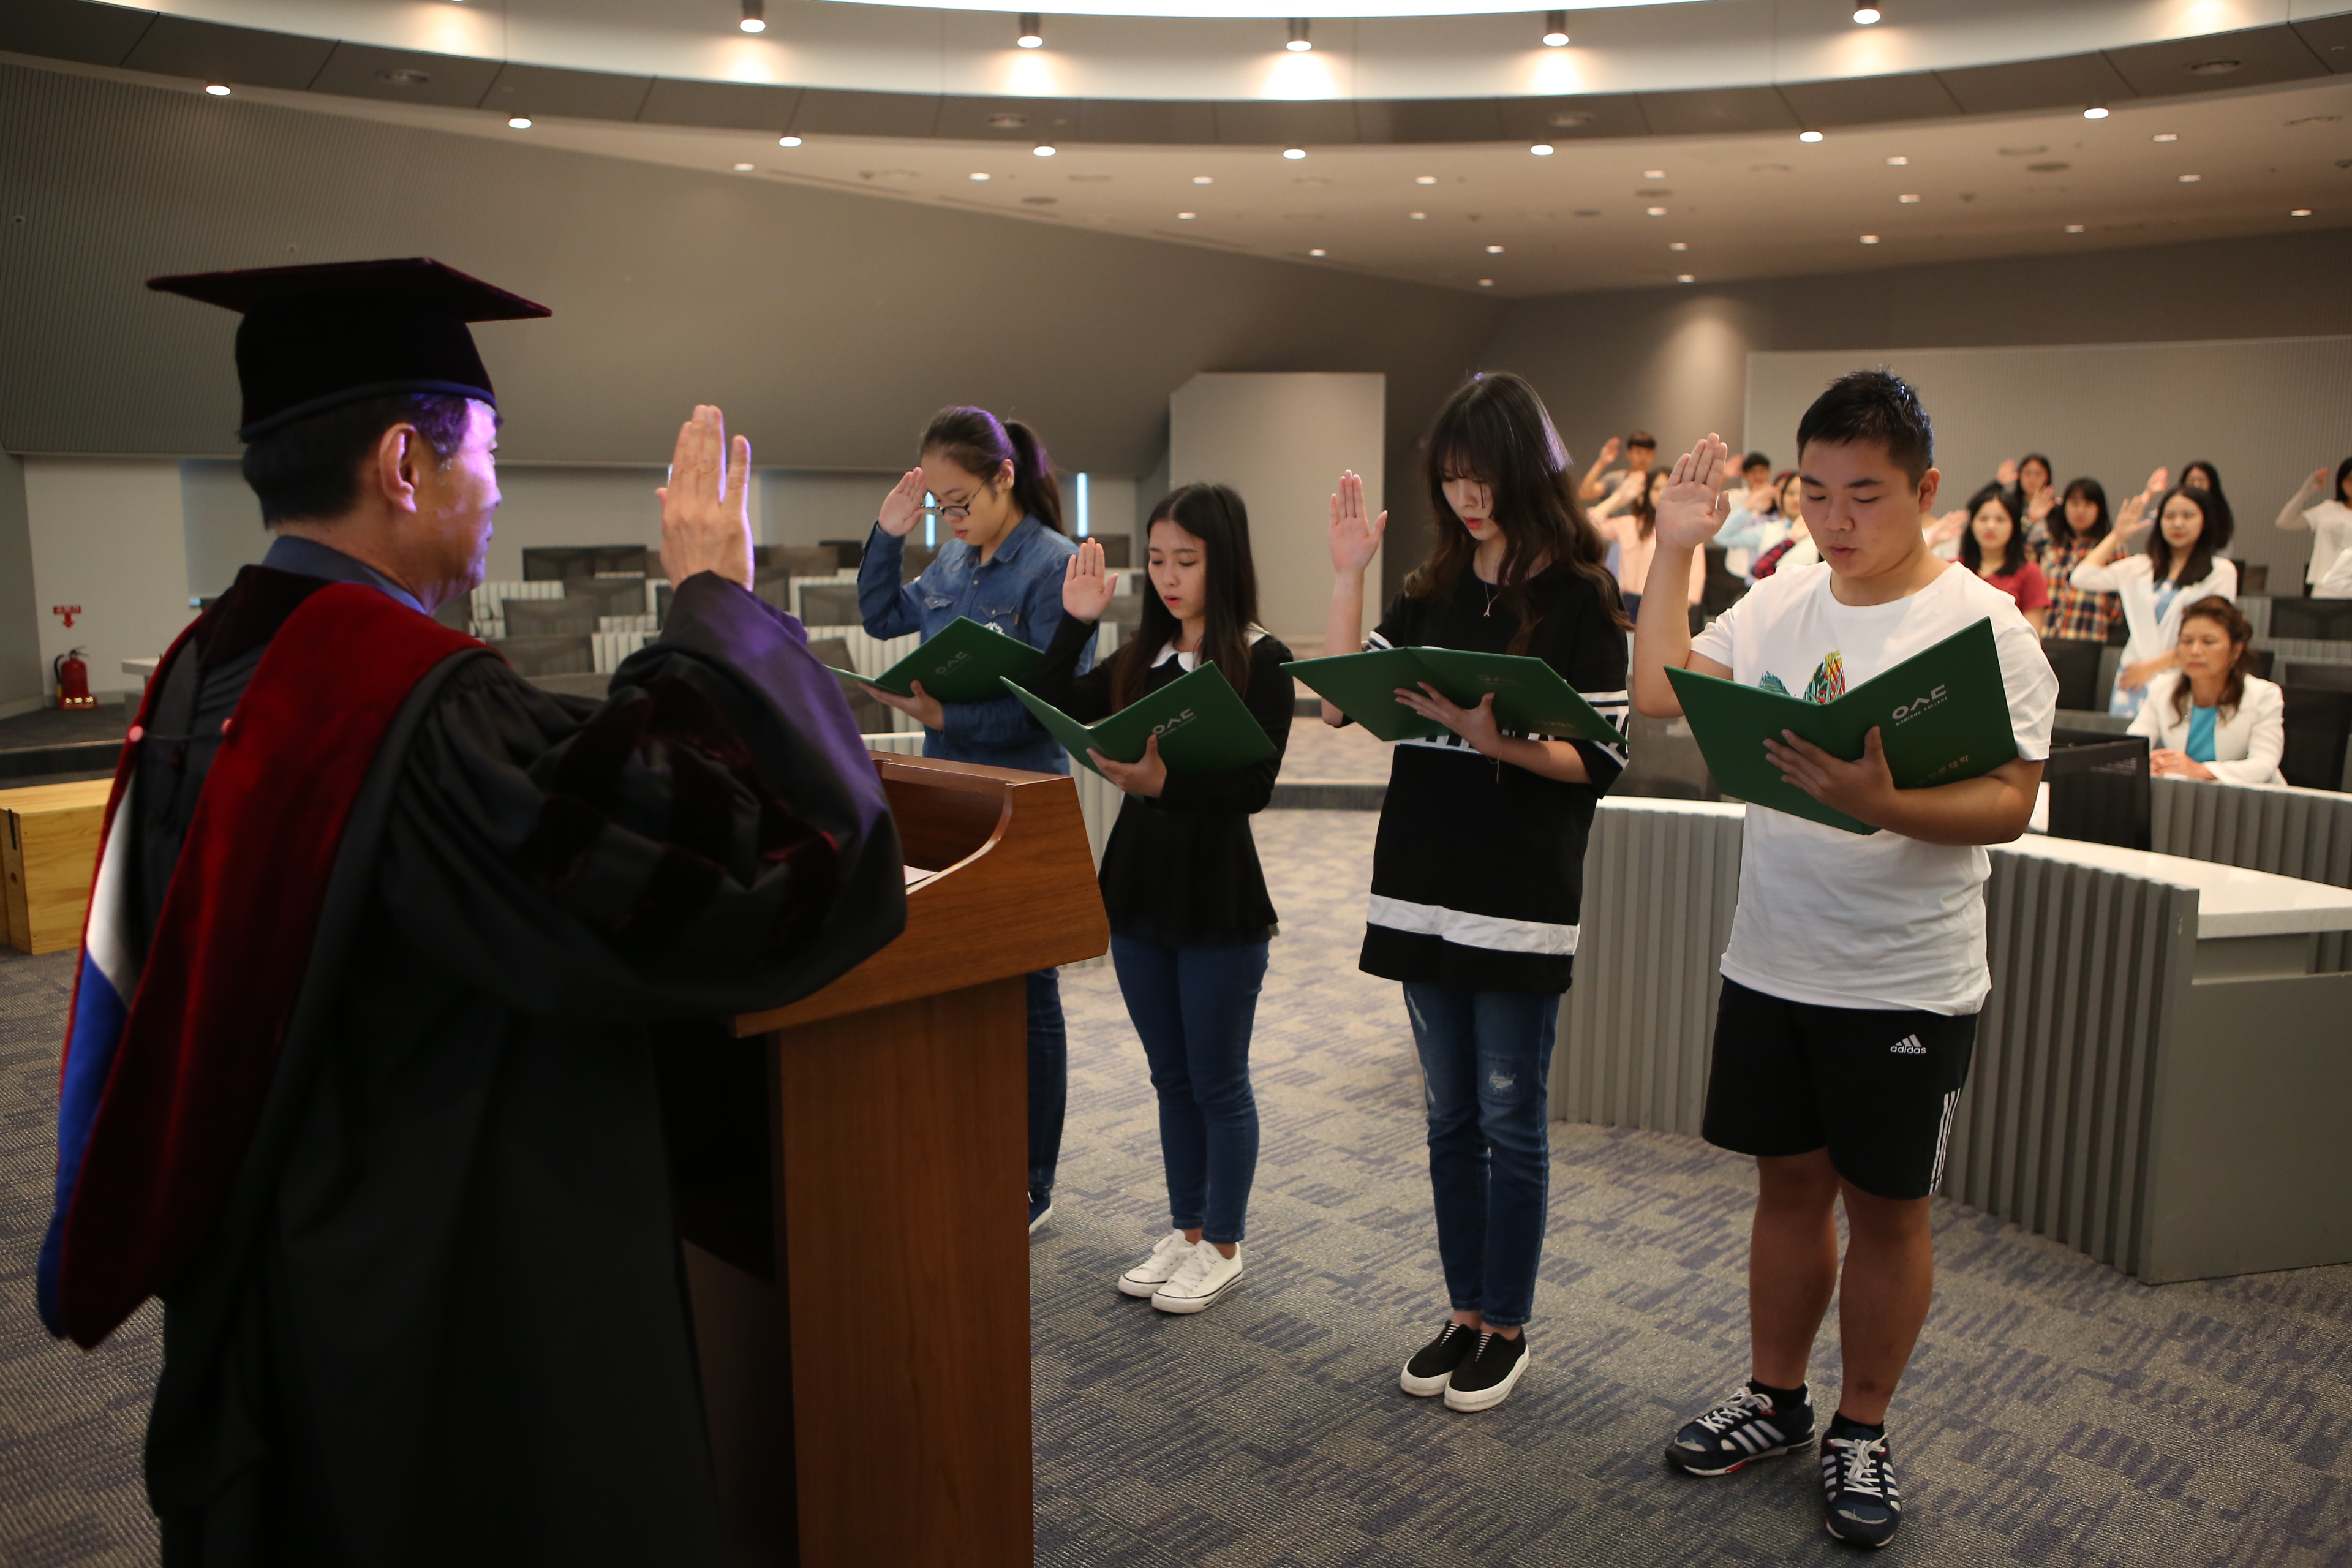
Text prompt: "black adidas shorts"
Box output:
[[1702, 978, 1977, 1201]]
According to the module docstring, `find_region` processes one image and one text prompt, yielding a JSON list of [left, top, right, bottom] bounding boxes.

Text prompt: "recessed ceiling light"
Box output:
[[203, 83, 231, 96], [1033, 144, 1057, 157], [1800, 130, 1824, 144], [1177, 210, 1196, 219], [1542, 9, 1568, 46], [2065, 223, 2086, 232], [1309, 247, 1327, 256], [2179, 173, 2201, 183], [507, 116, 532, 129], [1668, 241, 1688, 251], [2083, 106, 2109, 119], [1486, 244, 1505, 254], [2153, 132, 2179, 143], [1479, 278, 1495, 287], [1410, 211, 1427, 220], [732, 162, 755, 172], [1854, 6, 1881, 23], [740, 1, 765, 32], [778, 136, 801, 147], [1415, 175, 1438, 185], [2291, 208, 2314, 217], [1885, 156, 1908, 167], [1283, 148, 1307, 160], [1016, 12, 1043, 47], [1676, 274, 1695, 283], [1646, 206, 1667, 216], [1530, 144, 1555, 156], [1899, 194, 1921, 203], [1286, 18, 1312, 51], [1643, 169, 1666, 179], [1860, 234, 1880, 244], [969, 172, 990, 181], [1193, 175, 1213, 184]]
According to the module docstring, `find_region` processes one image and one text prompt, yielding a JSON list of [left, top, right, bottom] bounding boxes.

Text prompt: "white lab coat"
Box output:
[[2128, 671, 2286, 785]]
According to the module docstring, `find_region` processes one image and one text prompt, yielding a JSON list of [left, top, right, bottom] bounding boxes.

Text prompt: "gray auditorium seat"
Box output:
[[493, 635, 596, 676], [809, 637, 894, 734], [503, 598, 600, 636], [1612, 710, 1717, 801], [820, 539, 864, 569], [1099, 597, 1145, 630], [753, 565, 793, 615], [901, 545, 938, 581], [1092, 535, 1132, 568], [758, 546, 843, 577], [565, 576, 649, 619], [522, 545, 651, 581], [799, 584, 864, 626]]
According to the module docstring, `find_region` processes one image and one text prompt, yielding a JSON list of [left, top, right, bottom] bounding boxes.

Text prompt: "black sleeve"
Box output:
[[1545, 580, 1632, 793], [1028, 611, 1117, 723], [373, 573, 907, 1023], [1368, 589, 1417, 651], [1155, 639, 1296, 815]]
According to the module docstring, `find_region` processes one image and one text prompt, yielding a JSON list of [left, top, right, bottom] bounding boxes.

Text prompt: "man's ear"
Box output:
[[371, 423, 423, 514], [1915, 466, 1942, 518]]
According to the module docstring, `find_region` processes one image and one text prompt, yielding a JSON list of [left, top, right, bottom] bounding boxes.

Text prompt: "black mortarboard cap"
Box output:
[[146, 257, 551, 440]]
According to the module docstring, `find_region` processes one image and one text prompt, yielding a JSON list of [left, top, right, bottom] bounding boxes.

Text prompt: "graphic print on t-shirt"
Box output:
[[1758, 652, 1847, 704]]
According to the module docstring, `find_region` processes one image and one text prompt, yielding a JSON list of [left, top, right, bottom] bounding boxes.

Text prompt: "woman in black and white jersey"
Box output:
[[1319, 371, 1630, 1414]]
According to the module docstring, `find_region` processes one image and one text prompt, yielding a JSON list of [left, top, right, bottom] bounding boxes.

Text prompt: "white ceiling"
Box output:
[[148, 61, 2352, 296]]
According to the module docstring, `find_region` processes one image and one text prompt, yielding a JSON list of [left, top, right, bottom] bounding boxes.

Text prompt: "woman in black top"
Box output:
[[1319, 372, 1630, 1414], [1031, 484, 1294, 1316]]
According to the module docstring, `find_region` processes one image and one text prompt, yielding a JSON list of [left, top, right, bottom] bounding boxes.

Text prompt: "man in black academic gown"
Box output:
[[37, 259, 905, 1564]]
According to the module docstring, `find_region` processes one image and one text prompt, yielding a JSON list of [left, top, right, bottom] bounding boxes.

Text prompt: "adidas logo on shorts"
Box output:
[[1890, 1035, 1927, 1055]]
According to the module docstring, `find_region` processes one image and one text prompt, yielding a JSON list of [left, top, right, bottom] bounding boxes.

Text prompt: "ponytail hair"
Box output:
[[919, 407, 1065, 534]]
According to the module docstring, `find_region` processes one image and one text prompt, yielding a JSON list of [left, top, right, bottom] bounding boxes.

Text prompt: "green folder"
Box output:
[[824, 616, 1043, 704], [1282, 647, 1629, 747], [1662, 617, 2020, 836], [1002, 666, 1278, 779]]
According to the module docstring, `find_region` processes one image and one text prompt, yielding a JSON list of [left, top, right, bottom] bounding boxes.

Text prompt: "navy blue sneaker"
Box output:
[[1027, 1192, 1054, 1234], [1820, 1423, 1902, 1548], [1665, 1384, 1817, 1476]]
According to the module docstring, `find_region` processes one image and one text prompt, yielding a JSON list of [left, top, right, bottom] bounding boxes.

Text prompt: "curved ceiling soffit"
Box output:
[[2, 0, 2348, 146]]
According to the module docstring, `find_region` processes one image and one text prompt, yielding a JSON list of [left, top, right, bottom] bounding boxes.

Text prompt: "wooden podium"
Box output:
[[673, 752, 1108, 1567]]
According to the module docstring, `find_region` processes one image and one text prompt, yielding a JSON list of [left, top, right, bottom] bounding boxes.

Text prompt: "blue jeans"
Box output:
[[1028, 969, 1066, 1202], [1403, 983, 1561, 1330], [1110, 936, 1268, 1246]]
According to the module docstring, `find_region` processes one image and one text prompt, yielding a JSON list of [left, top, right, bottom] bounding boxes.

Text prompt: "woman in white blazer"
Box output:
[[2128, 597, 2284, 785], [2070, 484, 2236, 718]]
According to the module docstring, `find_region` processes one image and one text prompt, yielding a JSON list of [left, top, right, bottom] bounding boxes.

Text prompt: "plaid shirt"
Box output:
[[2034, 530, 2120, 643]]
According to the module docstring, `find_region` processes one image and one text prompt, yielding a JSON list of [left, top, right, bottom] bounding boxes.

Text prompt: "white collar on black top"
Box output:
[[1152, 625, 1267, 671]]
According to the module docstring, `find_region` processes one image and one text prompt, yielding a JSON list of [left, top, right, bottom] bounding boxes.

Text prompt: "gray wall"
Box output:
[[1485, 226, 2352, 501], [0, 453, 39, 710]]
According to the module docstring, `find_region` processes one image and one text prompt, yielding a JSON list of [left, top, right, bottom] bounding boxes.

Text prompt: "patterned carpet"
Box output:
[[2, 811, 2348, 1566]]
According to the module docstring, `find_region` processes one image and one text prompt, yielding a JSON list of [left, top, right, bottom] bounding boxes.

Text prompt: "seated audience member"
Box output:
[[2071, 484, 2236, 719], [1959, 484, 2048, 632], [1579, 428, 1657, 502], [2128, 597, 2284, 785], [1741, 451, 1774, 497], [2272, 458, 2352, 597], [1716, 469, 1798, 578], [1996, 453, 2057, 536], [2035, 478, 2122, 645], [1594, 466, 1703, 618]]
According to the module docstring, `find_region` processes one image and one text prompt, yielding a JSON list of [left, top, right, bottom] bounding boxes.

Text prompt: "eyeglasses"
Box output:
[[924, 483, 995, 521]]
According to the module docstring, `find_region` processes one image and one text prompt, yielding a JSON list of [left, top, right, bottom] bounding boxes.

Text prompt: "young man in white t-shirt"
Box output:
[[1628, 371, 2057, 1551]]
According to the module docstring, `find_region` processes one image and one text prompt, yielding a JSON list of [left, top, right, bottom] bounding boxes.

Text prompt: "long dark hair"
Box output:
[[1412, 372, 1626, 647], [2332, 454, 2352, 505], [1110, 483, 1259, 710], [1630, 467, 1666, 541], [919, 407, 1064, 533], [2005, 451, 2054, 523], [2055, 477, 2110, 548], [1959, 483, 2027, 575], [2169, 595, 2255, 720], [2144, 484, 2231, 587]]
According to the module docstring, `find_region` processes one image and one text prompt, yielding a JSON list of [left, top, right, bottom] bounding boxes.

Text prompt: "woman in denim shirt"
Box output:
[[856, 406, 1095, 1231]]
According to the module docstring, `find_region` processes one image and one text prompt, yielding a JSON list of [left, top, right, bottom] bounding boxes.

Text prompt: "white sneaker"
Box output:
[[1118, 1231, 1197, 1298], [1152, 1243, 1244, 1314]]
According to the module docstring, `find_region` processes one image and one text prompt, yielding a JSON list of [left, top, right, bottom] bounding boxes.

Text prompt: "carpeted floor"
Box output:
[[3, 810, 2348, 1566]]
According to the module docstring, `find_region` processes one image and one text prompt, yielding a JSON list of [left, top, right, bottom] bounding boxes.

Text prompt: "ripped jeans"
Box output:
[[1403, 983, 1562, 1330]]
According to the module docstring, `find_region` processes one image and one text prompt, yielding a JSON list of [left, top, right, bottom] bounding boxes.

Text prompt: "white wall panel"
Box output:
[[1744, 336, 2352, 587], [1170, 373, 1385, 655], [485, 465, 666, 583], [180, 457, 265, 601], [25, 458, 196, 695]]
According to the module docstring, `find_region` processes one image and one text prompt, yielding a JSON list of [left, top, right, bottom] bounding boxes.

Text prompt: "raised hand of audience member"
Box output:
[[655, 404, 755, 589], [1996, 457, 2019, 489], [1062, 538, 1118, 624], [1328, 469, 1387, 577], [1656, 434, 1734, 549], [875, 467, 927, 538], [2026, 489, 2058, 525], [1924, 508, 1970, 545]]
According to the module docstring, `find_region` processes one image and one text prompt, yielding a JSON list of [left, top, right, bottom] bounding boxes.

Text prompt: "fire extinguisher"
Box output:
[[54, 647, 96, 710]]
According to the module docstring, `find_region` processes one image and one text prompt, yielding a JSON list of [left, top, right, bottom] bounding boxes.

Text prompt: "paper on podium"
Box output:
[[1662, 616, 2020, 835]]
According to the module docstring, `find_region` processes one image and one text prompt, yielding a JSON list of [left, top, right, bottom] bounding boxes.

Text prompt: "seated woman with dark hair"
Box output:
[[1959, 483, 2048, 633], [2127, 597, 2283, 785], [2033, 478, 2120, 644]]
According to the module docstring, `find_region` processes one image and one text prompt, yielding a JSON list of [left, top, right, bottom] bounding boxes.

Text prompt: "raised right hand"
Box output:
[[1329, 470, 1387, 576], [1062, 538, 1118, 623], [2144, 465, 2170, 498], [876, 468, 926, 538], [1656, 435, 1733, 549], [1997, 457, 2019, 488], [656, 404, 754, 590], [2312, 466, 2332, 492]]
